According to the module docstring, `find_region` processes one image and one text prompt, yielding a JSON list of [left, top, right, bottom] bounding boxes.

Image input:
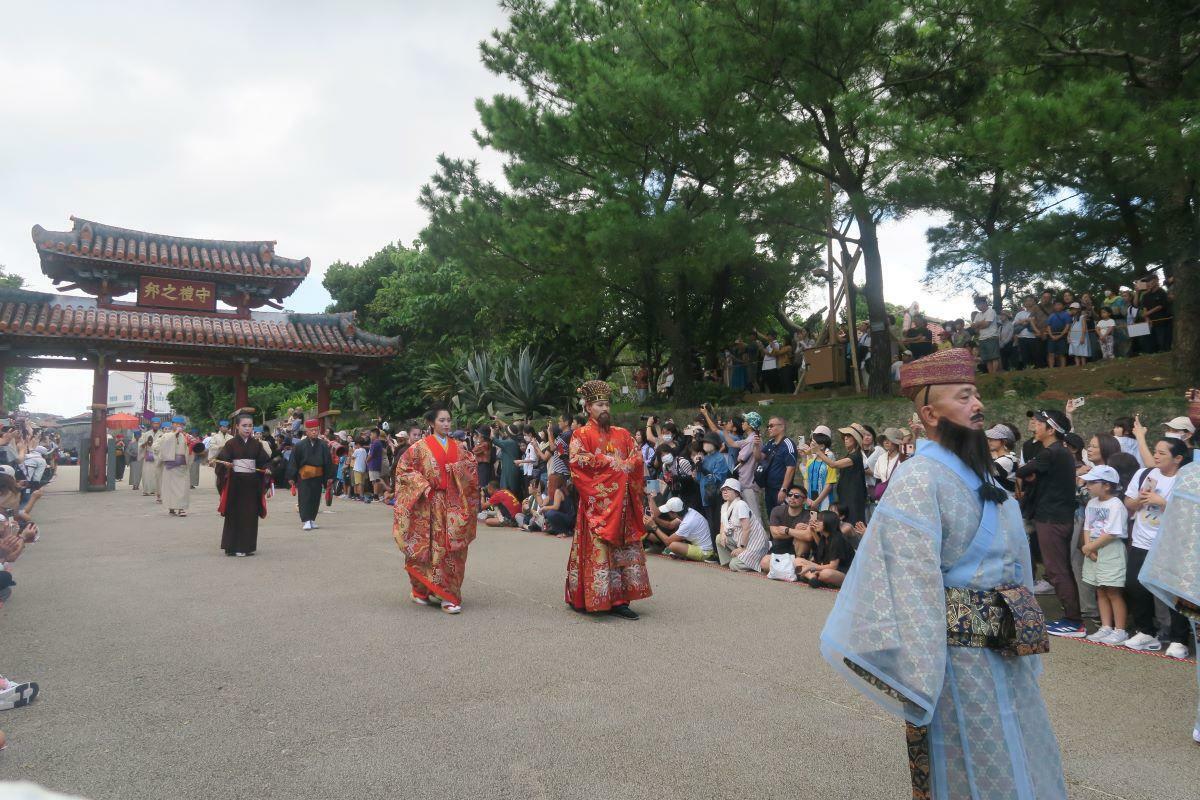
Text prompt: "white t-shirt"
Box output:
[[522, 442, 537, 476], [1013, 309, 1037, 339], [720, 498, 769, 565], [1125, 468, 1178, 549], [762, 341, 779, 370], [971, 307, 998, 339], [1095, 318, 1115, 339], [352, 446, 368, 472], [1083, 496, 1127, 542], [676, 507, 713, 552]]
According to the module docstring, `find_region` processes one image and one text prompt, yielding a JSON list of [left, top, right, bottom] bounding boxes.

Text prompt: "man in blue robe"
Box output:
[[821, 348, 1066, 799]]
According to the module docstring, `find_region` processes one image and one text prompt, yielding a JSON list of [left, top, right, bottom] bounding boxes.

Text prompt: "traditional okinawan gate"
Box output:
[[0, 217, 400, 489]]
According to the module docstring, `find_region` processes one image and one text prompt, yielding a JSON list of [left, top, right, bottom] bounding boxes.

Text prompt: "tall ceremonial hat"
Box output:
[[899, 348, 976, 401], [578, 379, 612, 404], [171, 415, 186, 424], [150, 416, 161, 423]]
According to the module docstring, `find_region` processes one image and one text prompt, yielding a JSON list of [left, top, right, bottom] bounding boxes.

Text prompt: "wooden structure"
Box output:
[[2, 217, 400, 489]]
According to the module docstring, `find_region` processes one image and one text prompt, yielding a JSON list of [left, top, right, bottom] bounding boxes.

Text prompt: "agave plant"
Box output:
[[491, 346, 567, 418], [454, 351, 497, 416], [420, 353, 462, 405]]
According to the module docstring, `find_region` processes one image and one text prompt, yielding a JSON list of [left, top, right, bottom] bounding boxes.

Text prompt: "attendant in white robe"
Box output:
[[154, 416, 192, 516], [138, 419, 162, 497]]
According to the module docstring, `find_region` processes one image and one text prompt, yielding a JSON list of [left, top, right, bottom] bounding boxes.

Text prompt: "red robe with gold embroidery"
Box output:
[[392, 435, 480, 605], [565, 420, 652, 611]]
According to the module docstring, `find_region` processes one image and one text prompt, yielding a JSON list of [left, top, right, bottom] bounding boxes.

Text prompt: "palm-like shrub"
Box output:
[[491, 346, 567, 418]]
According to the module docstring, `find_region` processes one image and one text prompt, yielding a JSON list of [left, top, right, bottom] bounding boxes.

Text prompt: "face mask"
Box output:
[[661, 434, 673, 442], [662, 454, 674, 465], [703, 443, 715, 454], [1166, 431, 1186, 440]]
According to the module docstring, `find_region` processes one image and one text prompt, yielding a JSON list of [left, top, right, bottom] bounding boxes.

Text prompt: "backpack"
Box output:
[[701, 452, 732, 505]]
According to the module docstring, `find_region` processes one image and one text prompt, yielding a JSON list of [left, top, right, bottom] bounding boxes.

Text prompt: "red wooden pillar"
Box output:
[[234, 370, 249, 410], [316, 373, 331, 433], [89, 357, 109, 488]]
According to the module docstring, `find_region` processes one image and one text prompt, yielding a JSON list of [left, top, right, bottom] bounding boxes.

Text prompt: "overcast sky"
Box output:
[[0, 1, 969, 417]]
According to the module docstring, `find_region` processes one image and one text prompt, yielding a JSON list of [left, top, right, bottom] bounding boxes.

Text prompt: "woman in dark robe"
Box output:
[[215, 414, 272, 557], [492, 424, 523, 498]]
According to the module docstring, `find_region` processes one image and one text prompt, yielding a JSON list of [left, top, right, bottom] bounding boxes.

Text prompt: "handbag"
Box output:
[[767, 553, 797, 582]]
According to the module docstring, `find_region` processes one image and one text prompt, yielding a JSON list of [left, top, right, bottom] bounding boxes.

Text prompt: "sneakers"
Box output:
[[1032, 579, 1055, 596], [310, 522, 320, 530], [1165, 642, 1190, 660], [1046, 619, 1086, 638], [1101, 629, 1130, 646], [302, 521, 313, 531], [1085, 626, 1114, 642], [1193, 728, 1200, 744], [0, 679, 38, 710], [1122, 632, 1162, 651], [440, 600, 462, 614]]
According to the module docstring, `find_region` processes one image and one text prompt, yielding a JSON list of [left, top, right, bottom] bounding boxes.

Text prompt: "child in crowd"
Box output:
[[1080, 465, 1130, 644], [1095, 306, 1116, 359]]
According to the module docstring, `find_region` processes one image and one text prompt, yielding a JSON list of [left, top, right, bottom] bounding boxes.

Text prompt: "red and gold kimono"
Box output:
[[565, 420, 652, 611], [392, 435, 480, 605]]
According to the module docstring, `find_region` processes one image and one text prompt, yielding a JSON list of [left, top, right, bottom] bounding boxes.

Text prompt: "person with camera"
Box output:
[[646, 496, 714, 562], [758, 416, 798, 518]]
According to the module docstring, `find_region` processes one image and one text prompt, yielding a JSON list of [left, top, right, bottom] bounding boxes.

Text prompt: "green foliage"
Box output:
[[491, 347, 568, 418], [1006, 374, 1049, 399], [0, 266, 34, 411], [271, 386, 316, 421]]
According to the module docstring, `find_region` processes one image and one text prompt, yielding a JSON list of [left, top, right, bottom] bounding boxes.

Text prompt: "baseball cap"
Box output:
[[1080, 464, 1120, 484], [985, 425, 1014, 442], [1026, 409, 1072, 434], [658, 497, 685, 514], [1163, 416, 1196, 434]]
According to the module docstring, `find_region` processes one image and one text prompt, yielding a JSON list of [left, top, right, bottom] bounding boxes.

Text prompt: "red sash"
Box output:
[[424, 435, 458, 490]]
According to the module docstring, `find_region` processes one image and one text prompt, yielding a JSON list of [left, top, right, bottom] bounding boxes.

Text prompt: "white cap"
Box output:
[[0, 465, 14, 477], [658, 497, 685, 514], [721, 477, 743, 494], [1080, 465, 1120, 484], [812, 425, 833, 438], [1163, 416, 1196, 434]]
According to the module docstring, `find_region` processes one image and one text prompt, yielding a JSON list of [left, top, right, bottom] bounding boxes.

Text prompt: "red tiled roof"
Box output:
[[0, 289, 398, 359], [32, 217, 310, 281]]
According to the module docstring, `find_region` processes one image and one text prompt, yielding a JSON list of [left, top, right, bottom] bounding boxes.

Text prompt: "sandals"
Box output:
[[177, 511, 187, 517], [410, 592, 430, 606], [440, 601, 462, 615]]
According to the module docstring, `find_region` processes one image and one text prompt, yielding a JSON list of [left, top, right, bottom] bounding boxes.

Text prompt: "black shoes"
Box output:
[[609, 604, 639, 620]]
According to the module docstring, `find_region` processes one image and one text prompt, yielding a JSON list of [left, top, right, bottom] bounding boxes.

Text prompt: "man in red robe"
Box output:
[[565, 380, 652, 619]]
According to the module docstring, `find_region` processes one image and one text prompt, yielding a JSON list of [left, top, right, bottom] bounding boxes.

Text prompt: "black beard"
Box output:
[[594, 412, 611, 428], [935, 418, 1008, 504]]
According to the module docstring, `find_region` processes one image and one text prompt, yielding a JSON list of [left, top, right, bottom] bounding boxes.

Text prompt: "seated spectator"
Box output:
[[715, 478, 769, 572], [482, 480, 520, 527], [794, 510, 854, 587], [517, 477, 546, 531], [647, 497, 714, 562], [543, 480, 577, 537], [761, 486, 811, 572]]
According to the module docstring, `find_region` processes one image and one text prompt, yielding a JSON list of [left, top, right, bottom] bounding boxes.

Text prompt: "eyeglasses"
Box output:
[[786, 492, 803, 499]]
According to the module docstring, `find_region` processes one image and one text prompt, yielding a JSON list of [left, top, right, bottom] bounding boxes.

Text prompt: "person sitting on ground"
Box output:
[[761, 486, 811, 572], [1078, 465, 1130, 645], [542, 480, 577, 538], [517, 476, 547, 531], [794, 509, 853, 587], [715, 478, 769, 572], [482, 480, 520, 527], [646, 496, 714, 562]]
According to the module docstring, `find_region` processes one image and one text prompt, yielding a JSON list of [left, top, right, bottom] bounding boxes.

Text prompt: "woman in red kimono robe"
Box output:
[[565, 381, 652, 619], [392, 406, 480, 614]]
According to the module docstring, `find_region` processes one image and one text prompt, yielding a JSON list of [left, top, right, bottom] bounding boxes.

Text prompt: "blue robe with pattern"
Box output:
[[1140, 462, 1200, 739], [821, 440, 1066, 799]]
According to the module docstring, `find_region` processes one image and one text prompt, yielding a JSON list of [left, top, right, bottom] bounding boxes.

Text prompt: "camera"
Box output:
[[640, 415, 649, 421]]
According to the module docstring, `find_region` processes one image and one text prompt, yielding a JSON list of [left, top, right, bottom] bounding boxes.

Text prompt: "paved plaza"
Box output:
[[1, 469, 1197, 799]]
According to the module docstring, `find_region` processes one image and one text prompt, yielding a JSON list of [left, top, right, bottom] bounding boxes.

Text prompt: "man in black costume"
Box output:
[[286, 418, 334, 531], [215, 413, 271, 557]]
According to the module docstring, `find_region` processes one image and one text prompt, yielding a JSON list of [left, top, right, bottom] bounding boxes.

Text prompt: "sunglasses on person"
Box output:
[[786, 492, 803, 499]]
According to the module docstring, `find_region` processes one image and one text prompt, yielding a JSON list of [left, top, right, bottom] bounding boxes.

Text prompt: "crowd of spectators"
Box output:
[[628, 273, 1177, 398], [1, 415, 59, 748]]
